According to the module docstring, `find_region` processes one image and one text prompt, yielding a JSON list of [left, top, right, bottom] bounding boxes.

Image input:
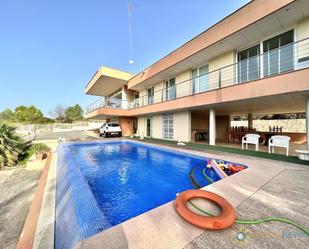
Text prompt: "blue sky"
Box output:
[[0, 0, 249, 116]]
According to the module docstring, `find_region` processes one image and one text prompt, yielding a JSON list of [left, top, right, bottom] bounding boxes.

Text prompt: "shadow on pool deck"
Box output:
[[0, 168, 42, 249], [185, 169, 309, 249]]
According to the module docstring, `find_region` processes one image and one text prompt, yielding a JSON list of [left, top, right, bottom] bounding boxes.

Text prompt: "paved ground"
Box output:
[[0, 168, 42, 249], [186, 169, 309, 249], [34, 130, 90, 141]]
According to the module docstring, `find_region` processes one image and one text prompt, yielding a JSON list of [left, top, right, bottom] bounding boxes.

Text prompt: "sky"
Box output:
[[0, 0, 249, 117]]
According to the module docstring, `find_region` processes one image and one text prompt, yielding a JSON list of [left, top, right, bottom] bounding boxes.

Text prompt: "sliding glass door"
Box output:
[[165, 78, 176, 100], [263, 30, 294, 76], [192, 65, 209, 93], [237, 44, 260, 83], [147, 87, 154, 104], [162, 114, 173, 140]]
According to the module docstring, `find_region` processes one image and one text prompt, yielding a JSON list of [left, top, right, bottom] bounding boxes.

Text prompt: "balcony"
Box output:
[[86, 37, 309, 116]]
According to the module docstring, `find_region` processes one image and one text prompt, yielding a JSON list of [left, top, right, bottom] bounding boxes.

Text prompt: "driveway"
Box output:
[[34, 130, 90, 141]]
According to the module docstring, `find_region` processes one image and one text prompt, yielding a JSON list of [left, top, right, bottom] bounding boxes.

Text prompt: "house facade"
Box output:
[[85, 0, 309, 147]]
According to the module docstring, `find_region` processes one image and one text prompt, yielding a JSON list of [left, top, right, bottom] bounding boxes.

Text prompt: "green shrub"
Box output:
[[31, 143, 50, 154], [0, 122, 25, 169]]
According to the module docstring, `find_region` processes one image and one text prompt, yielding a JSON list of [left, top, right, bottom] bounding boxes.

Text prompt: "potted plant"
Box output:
[[32, 143, 50, 160]]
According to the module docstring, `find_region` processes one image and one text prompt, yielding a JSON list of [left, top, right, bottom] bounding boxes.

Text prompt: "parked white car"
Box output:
[[99, 123, 122, 137]]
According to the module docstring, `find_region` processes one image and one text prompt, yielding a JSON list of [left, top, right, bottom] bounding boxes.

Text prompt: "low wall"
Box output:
[[231, 119, 306, 144], [231, 119, 306, 133]]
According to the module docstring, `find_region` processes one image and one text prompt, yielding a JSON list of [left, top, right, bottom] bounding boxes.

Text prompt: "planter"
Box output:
[[35, 151, 49, 160]]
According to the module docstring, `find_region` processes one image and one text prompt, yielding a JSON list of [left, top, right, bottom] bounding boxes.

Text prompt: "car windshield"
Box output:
[[109, 124, 119, 127]]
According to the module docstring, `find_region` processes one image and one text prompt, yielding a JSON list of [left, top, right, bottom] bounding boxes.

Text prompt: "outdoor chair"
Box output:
[[268, 135, 290, 156], [242, 134, 260, 151]]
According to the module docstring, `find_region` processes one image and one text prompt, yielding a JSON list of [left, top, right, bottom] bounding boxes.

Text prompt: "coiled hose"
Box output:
[[189, 166, 309, 236]]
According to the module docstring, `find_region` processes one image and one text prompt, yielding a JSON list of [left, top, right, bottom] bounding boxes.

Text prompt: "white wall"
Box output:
[[176, 70, 191, 98], [208, 51, 234, 89], [174, 111, 191, 142], [137, 116, 146, 136], [152, 115, 162, 138], [297, 16, 309, 66]]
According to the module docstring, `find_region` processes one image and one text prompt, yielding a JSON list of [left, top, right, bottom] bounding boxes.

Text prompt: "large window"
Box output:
[[192, 65, 209, 93], [147, 87, 154, 104], [237, 44, 260, 83], [165, 78, 176, 100], [162, 114, 173, 140], [263, 30, 294, 76]]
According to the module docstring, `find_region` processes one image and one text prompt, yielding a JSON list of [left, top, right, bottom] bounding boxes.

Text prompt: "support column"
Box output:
[[305, 96, 309, 150], [209, 109, 216, 145], [248, 113, 253, 130]]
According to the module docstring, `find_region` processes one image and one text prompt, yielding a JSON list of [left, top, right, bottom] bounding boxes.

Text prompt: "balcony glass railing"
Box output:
[[86, 37, 309, 113], [86, 97, 124, 113]]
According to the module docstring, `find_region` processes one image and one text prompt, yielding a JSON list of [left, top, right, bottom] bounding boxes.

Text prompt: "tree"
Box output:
[[65, 104, 84, 122], [49, 105, 66, 122], [0, 108, 14, 121], [0, 122, 25, 169], [14, 105, 44, 123]]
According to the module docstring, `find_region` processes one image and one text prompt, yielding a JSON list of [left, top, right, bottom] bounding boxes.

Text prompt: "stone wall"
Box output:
[[231, 119, 306, 133]]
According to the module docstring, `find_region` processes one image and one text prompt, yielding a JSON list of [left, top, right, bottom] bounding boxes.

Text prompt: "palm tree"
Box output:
[[0, 122, 24, 169]]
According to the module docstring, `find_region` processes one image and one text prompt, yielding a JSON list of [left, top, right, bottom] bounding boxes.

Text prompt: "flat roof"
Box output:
[[85, 66, 134, 96], [127, 0, 296, 89]]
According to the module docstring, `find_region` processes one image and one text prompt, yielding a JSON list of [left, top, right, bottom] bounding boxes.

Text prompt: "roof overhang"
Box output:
[[85, 67, 133, 96], [127, 0, 306, 90]]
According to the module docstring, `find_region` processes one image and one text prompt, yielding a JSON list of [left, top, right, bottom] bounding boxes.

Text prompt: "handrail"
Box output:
[[86, 37, 309, 113]]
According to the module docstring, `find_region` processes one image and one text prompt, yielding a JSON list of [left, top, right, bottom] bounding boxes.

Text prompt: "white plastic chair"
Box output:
[[242, 134, 260, 151], [268, 135, 290, 156]]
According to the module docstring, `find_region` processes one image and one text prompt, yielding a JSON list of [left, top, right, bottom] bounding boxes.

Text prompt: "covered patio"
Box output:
[[190, 92, 309, 157]]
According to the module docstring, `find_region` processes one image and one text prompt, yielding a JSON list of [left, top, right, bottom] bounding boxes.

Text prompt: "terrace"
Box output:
[[85, 37, 309, 117]]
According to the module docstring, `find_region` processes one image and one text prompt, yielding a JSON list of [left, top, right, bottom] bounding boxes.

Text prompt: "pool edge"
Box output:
[[72, 139, 302, 249]]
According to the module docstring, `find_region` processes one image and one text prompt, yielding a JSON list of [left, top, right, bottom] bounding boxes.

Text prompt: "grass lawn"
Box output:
[[130, 137, 309, 166]]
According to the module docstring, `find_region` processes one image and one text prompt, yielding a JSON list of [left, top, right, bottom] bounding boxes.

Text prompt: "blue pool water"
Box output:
[[56, 140, 244, 249]]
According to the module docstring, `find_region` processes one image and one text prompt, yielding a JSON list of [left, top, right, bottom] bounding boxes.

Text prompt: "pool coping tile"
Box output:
[[69, 139, 307, 249]]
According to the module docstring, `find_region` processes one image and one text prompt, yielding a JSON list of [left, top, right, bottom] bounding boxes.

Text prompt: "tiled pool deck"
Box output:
[[37, 139, 309, 249]]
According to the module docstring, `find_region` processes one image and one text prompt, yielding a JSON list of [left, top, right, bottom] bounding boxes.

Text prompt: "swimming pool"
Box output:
[[56, 140, 246, 249]]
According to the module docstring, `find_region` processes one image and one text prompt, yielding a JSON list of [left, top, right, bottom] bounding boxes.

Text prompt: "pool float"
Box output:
[[174, 190, 236, 229], [228, 164, 245, 173], [211, 159, 228, 178], [206, 160, 212, 169]]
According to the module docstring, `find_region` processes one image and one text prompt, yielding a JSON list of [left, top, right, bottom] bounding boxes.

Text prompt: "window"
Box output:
[[147, 87, 154, 104], [146, 117, 152, 137], [192, 65, 209, 93], [134, 92, 139, 100], [162, 114, 173, 140], [165, 78, 176, 100], [263, 30, 294, 76], [237, 44, 260, 83]]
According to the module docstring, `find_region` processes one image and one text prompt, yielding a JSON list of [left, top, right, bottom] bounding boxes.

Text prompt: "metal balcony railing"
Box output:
[[86, 37, 309, 113], [86, 97, 124, 113]]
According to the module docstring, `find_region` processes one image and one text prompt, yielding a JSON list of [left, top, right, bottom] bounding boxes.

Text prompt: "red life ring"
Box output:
[[174, 190, 236, 230]]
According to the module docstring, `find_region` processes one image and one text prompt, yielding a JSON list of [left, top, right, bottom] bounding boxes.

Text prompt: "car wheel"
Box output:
[[104, 132, 107, 138], [119, 132, 122, 137]]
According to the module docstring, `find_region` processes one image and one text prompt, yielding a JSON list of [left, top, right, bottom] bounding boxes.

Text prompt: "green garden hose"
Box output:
[[202, 167, 215, 184], [188, 167, 309, 236]]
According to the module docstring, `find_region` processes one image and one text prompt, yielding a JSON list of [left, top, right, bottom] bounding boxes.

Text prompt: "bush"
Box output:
[[0, 122, 25, 169], [32, 143, 50, 153], [31, 143, 50, 160]]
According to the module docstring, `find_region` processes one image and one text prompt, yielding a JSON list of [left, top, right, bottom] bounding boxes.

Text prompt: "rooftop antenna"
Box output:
[[128, 0, 134, 73]]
